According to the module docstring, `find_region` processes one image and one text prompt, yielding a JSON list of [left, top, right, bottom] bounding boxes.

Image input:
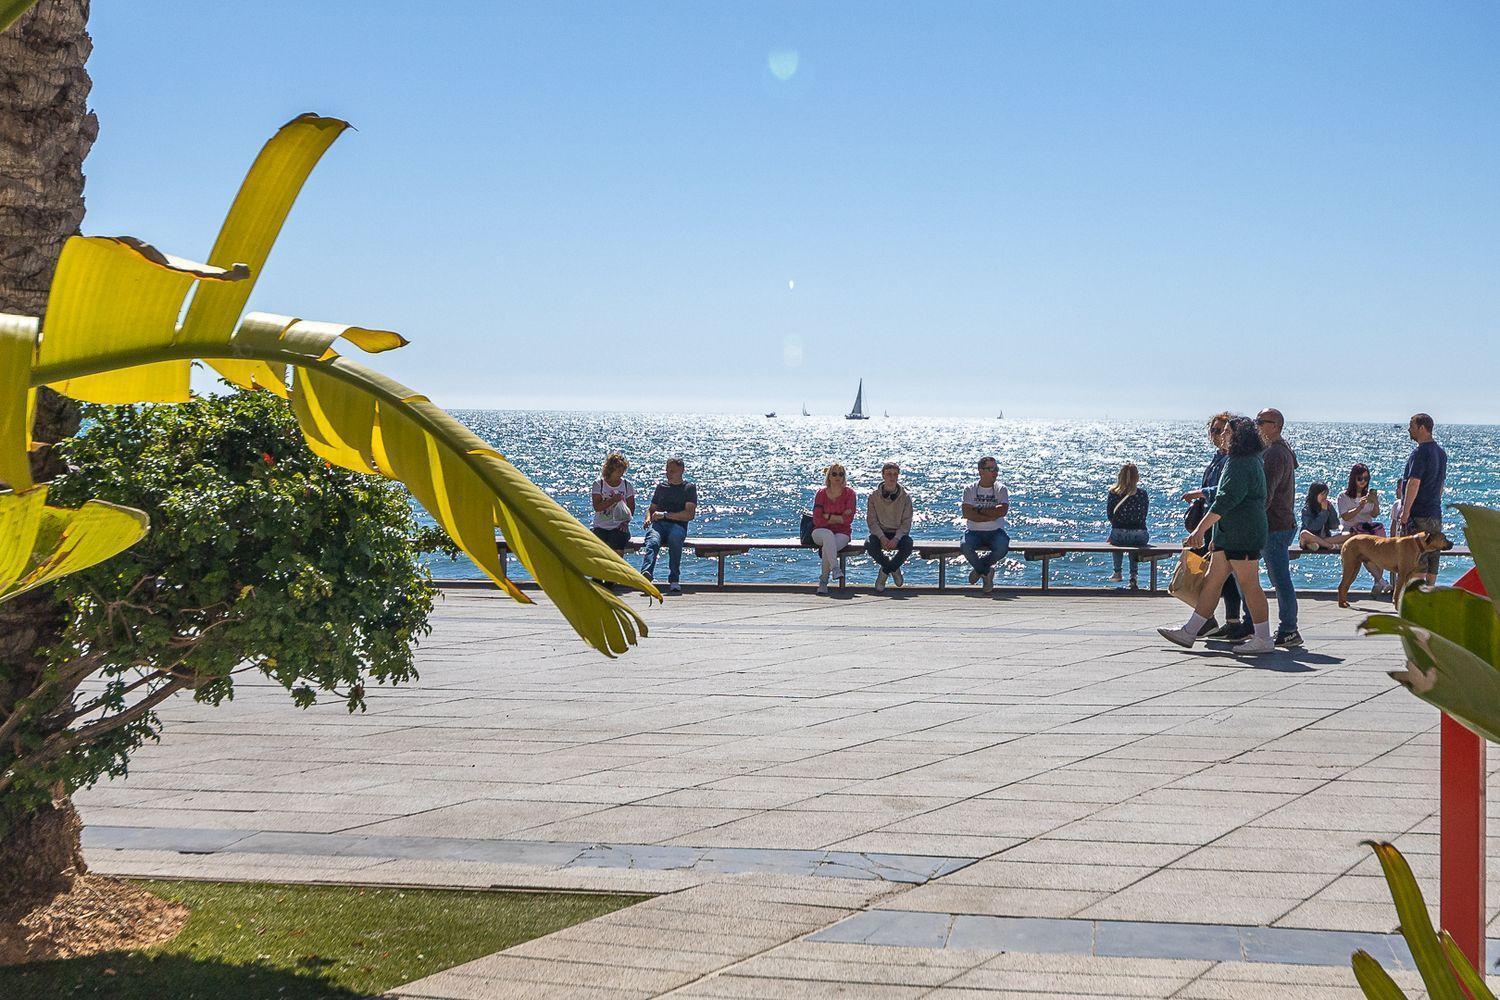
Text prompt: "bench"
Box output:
[[495, 539, 1476, 593], [492, 535, 1468, 592]]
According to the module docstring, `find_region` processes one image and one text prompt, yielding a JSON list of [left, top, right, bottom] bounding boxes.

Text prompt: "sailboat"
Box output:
[[801, 403, 809, 417], [846, 379, 870, 420]]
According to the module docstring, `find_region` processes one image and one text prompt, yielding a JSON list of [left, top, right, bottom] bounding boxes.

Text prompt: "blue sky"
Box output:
[[84, 2, 1498, 421]]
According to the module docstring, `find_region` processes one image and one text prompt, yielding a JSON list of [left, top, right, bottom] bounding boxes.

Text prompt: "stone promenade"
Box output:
[[78, 588, 1498, 998]]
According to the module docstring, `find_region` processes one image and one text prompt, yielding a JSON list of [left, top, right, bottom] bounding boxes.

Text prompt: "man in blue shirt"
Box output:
[[1398, 413, 1448, 586]]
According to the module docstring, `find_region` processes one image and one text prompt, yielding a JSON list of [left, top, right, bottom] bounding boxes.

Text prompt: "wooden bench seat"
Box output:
[[492, 535, 1471, 592]]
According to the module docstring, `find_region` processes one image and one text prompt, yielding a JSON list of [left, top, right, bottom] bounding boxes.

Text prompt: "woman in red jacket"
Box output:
[[811, 463, 855, 594]]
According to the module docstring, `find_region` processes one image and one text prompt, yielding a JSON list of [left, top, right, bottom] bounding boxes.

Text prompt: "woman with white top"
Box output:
[[590, 452, 635, 553], [1336, 463, 1388, 591]]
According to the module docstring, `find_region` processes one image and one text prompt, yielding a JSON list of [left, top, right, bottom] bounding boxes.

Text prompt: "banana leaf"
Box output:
[[1363, 841, 1465, 1000], [1361, 585, 1500, 743], [0, 486, 149, 603], [1455, 503, 1500, 603]]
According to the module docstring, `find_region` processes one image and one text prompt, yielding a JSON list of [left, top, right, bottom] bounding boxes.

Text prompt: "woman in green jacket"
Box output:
[[1159, 417, 1275, 654]]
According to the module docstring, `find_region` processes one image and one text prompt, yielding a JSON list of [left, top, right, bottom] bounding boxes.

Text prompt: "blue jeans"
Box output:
[[1108, 527, 1149, 582], [961, 528, 1010, 574], [641, 520, 688, 584], [1263, 527, 1298, 633]]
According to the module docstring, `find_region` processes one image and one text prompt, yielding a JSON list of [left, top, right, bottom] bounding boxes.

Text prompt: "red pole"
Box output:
[[1442, 567, 1488, 975]]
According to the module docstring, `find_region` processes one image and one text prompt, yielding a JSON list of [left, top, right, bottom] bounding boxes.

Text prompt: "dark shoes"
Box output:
[[1203, 619, 1252, 641], [1195, 617, 1220, 638], [1274, 630, 1304, 648]]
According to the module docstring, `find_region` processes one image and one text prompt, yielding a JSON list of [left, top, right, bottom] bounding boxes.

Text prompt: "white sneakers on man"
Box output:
[[875, 571, 888, 592], [1234, 635, 1276, 654], [982, 570, 995, 593], [892, 569, 904, 588], [968, 568, 982, 585]]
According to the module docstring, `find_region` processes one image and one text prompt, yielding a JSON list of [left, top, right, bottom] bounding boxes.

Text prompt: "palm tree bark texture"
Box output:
[[0, 0, 97, 916]]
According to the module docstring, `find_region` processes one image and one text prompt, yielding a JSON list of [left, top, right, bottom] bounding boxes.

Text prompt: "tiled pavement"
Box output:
[[78, 587, 1500, 997]]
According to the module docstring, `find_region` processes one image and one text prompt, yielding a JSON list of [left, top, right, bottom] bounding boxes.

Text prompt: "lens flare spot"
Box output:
[[768, 48, 799, 81], [782, 335, 804, 368]]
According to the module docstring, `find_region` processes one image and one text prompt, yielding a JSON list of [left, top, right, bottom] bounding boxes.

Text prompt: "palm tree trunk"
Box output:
[[0, 0, 96, 917]]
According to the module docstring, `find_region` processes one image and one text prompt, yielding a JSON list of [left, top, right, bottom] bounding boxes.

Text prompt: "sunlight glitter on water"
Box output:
[[423, 413, 1497, 589]]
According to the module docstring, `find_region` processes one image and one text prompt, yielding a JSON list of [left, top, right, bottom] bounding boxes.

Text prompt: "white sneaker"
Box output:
[[1109, 572, 1124, 582], [1157, 627, 1196, 648], [983, 570, 995, 593], [1235, 635, 1276, 654], [875, 571, 888, 592], [817, 582, 829, 595], [892, 569, 904, 588], [968, 569, 982, 585], [668, 583, 681, 595]]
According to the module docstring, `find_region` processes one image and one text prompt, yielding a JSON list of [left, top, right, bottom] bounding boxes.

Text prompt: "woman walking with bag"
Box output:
[[1180, 413, 1244, 638], [1107, 462, 1149, 588], [810, 464, 855, 594], [1159, 416, 1275, 654]]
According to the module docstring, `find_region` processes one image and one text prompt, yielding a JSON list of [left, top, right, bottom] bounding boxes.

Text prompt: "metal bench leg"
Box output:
[[938, 558, 946, 591], [1041, 556, 1050, 592], [499, 549, 507, 581], [717, 554, 725, 588], [839, 555, 846, 590], [1150, 559, 1158, 593]]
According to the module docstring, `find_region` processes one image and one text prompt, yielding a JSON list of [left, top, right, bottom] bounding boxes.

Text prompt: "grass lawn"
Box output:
[[1, 879, 646, 999]]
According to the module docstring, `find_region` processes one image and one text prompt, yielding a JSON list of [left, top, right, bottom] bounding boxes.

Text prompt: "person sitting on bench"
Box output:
[[960, 456, 1010, 594], [865, 461, 913, 592]]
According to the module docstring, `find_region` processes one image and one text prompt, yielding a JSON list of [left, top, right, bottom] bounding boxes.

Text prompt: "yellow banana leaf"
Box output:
[[0, 486, 149, 603], [0, 313, 37, 491], [1, 0, 39, 34], [291, 356, 657, 655], [39, 237, 247, 404], [9, 109, 660, 655]]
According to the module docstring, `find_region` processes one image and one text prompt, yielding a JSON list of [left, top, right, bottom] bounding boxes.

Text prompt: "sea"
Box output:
[[422, 412, 1498, 590]]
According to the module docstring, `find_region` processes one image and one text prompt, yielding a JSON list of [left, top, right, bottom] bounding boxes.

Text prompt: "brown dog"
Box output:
[[1337, 530, 1453, 608]]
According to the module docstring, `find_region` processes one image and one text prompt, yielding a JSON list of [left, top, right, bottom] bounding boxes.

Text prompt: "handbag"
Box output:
[[799, 512, 816, 548], [1168, 549, 1208, 607], [1184, 497, 1207, 532]]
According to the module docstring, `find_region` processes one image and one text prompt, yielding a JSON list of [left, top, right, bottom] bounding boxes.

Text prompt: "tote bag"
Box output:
[[1168, 549, 1209, 607]]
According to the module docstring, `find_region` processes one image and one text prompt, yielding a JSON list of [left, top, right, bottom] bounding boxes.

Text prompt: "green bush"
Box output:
[[1, 389, 434, 823]]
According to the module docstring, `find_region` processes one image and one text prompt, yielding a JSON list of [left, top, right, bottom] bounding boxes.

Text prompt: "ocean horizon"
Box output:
[[421, 412, 1497, 590]]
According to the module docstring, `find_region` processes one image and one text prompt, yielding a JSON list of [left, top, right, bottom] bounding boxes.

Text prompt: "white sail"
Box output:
[[846, 379, 869, 419]]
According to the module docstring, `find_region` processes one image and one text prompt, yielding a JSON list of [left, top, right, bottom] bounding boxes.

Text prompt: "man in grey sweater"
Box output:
[[865, 462, 914, 592], [1257, 408, 1301, 647]]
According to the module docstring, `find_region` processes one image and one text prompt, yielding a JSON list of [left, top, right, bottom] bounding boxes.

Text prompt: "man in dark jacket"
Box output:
[[1257, 408, 1300, 647]]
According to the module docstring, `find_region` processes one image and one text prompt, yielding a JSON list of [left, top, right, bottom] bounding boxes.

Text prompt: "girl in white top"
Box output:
[[590, 452, 635, 553], [1336, 463, 1387, 590]]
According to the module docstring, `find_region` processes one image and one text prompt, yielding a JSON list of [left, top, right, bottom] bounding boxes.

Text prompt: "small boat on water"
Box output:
[[845, 379, 870, 420], [997, 410, 1005, 420], [801, 403, 809, 417], [764, 411, 776, 418]]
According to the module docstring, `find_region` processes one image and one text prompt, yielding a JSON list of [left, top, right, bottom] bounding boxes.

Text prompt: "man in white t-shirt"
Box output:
[[959, 456, 1011, 593], [590, 452, 635, 553]]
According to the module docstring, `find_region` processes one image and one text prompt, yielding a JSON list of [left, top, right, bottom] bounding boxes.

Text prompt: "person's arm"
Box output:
[[1400, 479, 1420, 526], [894, 495, 912, 541], [590, 482, 611, 513], [624, 486, 636, 516], [1188, 511, 1221, 547], [812, 489, 829, 529], [1208, 461, 1247, 517], [995, 486, 1010, 520], [866, 494, 881, 538]]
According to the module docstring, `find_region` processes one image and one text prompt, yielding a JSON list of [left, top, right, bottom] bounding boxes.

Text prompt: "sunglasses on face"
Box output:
[[830, 472, 845, 478]]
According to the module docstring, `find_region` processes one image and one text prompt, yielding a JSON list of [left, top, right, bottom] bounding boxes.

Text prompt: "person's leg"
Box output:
[[1231, 558, 1271, 630], [663, 522, 686, 585], [1264, 528, 1298, 637], [960, 530, 984, 573], [640, 523, 662, 580], [864, 533, 888, 572], [1221, 571, 1242, 622], [811, 528, 837, 579], [1298, 529, 1320, 551], [1129, 552, 1140, 588], [1113, 550, 1125, 575], [890, 535, 913, 572], [1413, 516, 1443, 585], [981, 530, 1010, 573]]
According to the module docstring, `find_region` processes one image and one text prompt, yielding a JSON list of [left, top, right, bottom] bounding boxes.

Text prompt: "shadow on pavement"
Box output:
[[0, 953, 369, 1000]]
